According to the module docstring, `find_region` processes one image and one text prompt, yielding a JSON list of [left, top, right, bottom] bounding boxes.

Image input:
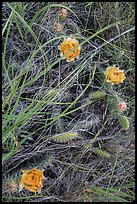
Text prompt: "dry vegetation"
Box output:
[[2, 2, 135, 202]]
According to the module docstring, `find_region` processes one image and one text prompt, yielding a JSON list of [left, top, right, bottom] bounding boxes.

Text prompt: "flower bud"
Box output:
[[117, 101, 127, 111], [58, 8, 67, 19], [53, 22, 63, 32]]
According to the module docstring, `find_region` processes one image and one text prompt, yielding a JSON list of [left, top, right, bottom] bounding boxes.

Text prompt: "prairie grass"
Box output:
[[2, 2, 135, 202]]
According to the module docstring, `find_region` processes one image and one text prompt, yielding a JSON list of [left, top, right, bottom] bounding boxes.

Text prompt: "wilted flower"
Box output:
[[58, 8, 67, 19], [58, 36, 81, 62], [53, 22, 63, 32], [19, 168, 45, 193], [7, 180, 18, 193], [117, 101, 127, 111], [105, 65, 126, 84]]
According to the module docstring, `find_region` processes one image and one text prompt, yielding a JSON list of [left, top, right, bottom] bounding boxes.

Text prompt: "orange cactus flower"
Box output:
[[117, 101, 127, 111], [58, 8, 67, 19], [105, 65, 126, 84], [58, 36, 81, 62], [19, 168, 45, 193]]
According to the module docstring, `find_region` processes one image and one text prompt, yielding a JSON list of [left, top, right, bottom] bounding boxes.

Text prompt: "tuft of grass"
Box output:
[[83, 182, 135, 202]]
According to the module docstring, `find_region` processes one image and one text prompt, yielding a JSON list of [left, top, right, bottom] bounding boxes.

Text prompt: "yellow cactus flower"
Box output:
[[58, 36, 81, 62], [105, 65, 126, 84], [19, 168, 45, 193]]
